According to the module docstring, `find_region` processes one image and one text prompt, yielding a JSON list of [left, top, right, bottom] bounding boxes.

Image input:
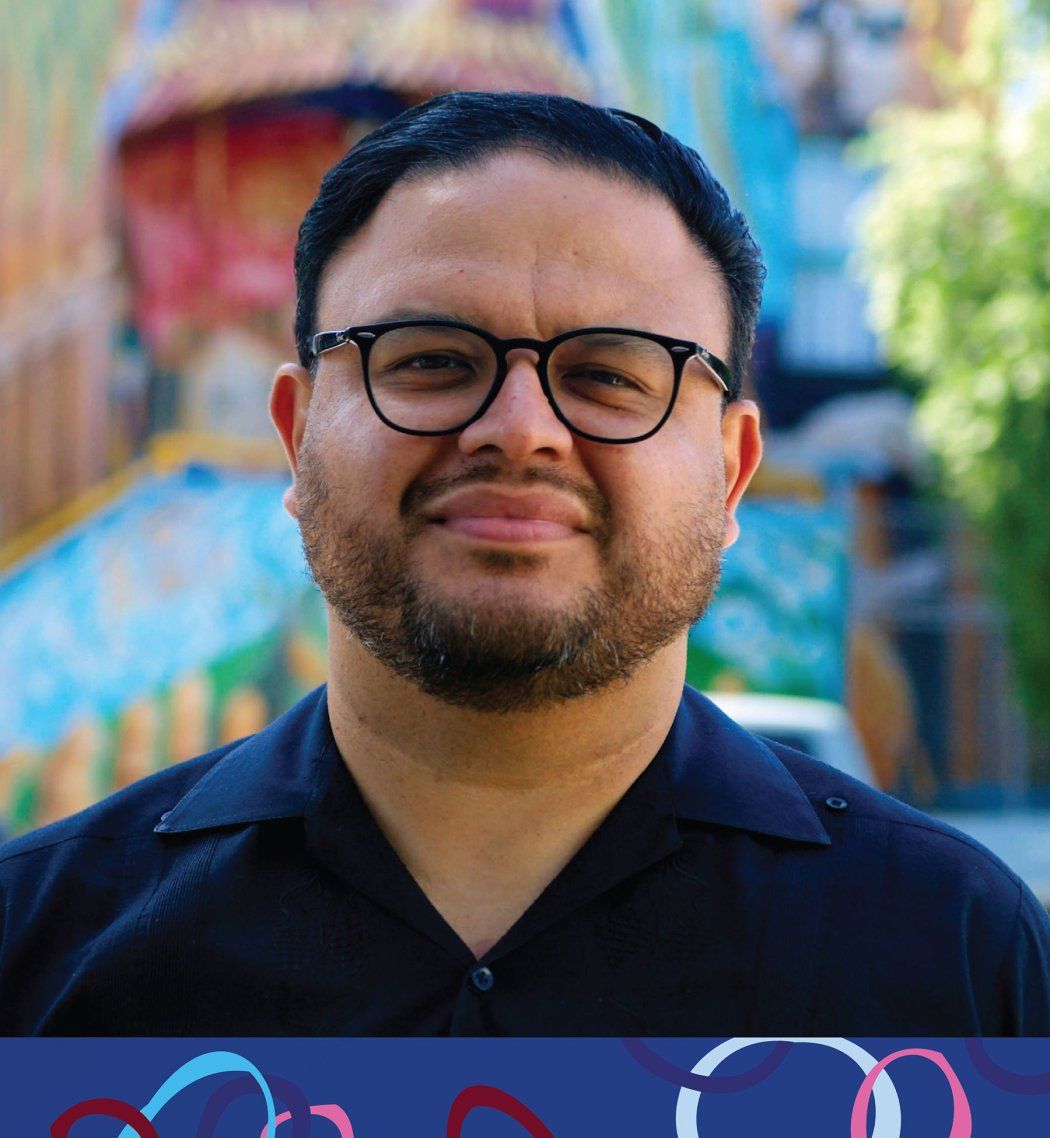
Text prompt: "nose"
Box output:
[[456, 350, 575, 463]]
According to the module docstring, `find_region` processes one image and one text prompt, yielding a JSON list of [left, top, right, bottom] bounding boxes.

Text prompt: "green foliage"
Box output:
[[857, 0, 1050, 734]]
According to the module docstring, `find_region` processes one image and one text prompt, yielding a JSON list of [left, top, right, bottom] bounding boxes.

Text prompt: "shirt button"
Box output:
[[470, 966, 495, 992], [824, 796, 848, 812]]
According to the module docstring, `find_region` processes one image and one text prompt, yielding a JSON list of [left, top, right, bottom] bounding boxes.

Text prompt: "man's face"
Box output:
[[273, 151, 760, 711]]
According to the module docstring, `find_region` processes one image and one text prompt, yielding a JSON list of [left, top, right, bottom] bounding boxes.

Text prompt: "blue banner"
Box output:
[[6, 1038, 1049, 1135]]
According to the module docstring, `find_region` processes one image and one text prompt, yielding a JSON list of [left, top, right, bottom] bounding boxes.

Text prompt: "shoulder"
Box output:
[[0, 685, 329, 873], [0, 687, 329, 1033], [766, 735, 1024, 891], [0, 684, 328, 929], [675, 685, 1027, 899], [778, 739, 1050, 1030], [0, 741, 241, 1032], [762, 737, 1050, 989]]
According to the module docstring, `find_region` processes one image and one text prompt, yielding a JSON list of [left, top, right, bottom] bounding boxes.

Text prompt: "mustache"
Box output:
[[400, 464, 612, 543]]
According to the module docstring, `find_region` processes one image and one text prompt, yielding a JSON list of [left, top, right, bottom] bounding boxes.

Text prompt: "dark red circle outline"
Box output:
[[52, 1097, 160, 1138], [447, 1085, 555, 1138]]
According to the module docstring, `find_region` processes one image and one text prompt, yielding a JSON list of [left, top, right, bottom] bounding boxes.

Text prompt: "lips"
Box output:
[[425, 487, 590, 543]]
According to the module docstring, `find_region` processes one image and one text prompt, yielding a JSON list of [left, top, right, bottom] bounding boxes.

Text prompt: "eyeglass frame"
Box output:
[[310, 318, 734, 445]]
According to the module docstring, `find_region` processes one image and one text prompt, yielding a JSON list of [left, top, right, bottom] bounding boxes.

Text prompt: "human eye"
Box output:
[[370, 326, 492, 392], [550, 333, 669, 408], [557, 362, 655, 409], [402, 351, 474, 373], [386, 353, 481, 395], [565, 365, 641, 390]]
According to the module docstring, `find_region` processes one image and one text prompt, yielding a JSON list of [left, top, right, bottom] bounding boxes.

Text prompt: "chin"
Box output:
[[430, 572, 590, 613]]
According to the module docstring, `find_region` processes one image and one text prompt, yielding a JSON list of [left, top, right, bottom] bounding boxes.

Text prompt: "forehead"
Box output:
[[316, 150, 730, 351]]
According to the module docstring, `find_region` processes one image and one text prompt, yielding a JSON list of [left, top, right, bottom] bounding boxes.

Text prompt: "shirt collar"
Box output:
[[666, 686, 829, 844], [157, 684, 828, 847], [155, 686, 330, 834]]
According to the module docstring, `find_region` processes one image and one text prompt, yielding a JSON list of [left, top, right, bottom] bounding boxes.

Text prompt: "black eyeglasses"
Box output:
[[311, 319, 733, 445]]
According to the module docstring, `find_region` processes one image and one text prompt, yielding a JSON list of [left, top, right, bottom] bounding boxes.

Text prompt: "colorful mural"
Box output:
[[0, 0, 592, 543], [0, 454, 327, 832], [110, 0, 588, 137], [753, 0, 910, 137], [121, 109, 351, 356], [0, 0, 134, 540], [687, 498, 851, 700], [105, 0, 593, 440], [593, 0, 799, 336]]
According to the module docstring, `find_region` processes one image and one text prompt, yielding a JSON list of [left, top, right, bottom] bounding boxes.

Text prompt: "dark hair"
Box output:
[[294, 91, 765, 397]]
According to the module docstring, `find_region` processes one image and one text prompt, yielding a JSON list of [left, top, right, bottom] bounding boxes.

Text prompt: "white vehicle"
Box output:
[[703, 692, 876, 787]]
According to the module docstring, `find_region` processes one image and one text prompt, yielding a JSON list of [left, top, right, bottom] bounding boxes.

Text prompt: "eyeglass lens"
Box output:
[[366, 324, 676, 439]]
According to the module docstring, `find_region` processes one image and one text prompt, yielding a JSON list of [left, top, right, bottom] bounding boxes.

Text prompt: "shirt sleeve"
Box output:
[[995, 881, 1050, 1034]]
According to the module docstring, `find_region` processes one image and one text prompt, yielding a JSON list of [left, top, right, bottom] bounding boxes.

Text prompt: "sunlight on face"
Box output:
[[295, 151, 739, 709]]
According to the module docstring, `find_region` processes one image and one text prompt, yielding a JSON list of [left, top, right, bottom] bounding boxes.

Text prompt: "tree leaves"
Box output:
[[857, 0, 1050, 737]]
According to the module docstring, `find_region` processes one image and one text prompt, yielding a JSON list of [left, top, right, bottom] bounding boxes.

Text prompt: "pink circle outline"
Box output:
[[850, 1049, 971, 1138], [260, 1104, 354, 1138]]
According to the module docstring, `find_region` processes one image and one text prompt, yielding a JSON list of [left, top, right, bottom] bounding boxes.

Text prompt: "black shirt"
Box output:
[[1, 685, 1047, 1034]]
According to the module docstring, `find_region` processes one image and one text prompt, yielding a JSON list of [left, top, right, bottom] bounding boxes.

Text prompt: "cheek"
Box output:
[[309, 392, 454, 518], [308, 388, 392, 492], [603, 437, 717, 520]]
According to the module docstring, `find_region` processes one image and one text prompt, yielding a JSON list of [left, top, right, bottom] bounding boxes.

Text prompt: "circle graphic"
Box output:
[[199, 1075, 313, 1138], [674, 1038, 903, 1138], [116, 1051, 277, 1138], [447, 1085, 554, 1138], [53, 1098, 159, 1138], [965, 1039, 1050, 1095], [622, 1038, 792, 1093], [262, 1105, 355, 1138], [851, 1049, 970, 1138]]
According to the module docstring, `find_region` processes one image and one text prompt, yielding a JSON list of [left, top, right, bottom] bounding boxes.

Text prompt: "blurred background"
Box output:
[[1, 0, 1047, 899]]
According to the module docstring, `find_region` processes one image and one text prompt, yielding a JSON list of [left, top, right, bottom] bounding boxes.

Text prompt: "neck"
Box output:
[[325, 628, 686, 957]]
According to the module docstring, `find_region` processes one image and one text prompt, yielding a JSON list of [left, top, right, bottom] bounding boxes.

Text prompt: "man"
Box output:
[[1, 92, 1047, 1034]]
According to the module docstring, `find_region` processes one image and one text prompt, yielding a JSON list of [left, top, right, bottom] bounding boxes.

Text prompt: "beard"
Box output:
[[295, 443, 727, 713]]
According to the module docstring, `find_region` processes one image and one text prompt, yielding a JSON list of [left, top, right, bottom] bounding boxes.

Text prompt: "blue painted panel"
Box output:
[[0, 465, 305, 753]]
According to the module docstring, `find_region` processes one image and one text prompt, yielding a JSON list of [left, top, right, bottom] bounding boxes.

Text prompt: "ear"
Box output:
[[270, 363, 314, 519], [720, 399, 762, 549]]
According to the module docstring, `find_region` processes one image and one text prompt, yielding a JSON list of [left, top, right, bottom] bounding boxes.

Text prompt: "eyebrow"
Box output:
[[369, 307, 475, 325], [347, 311, 670, 344]]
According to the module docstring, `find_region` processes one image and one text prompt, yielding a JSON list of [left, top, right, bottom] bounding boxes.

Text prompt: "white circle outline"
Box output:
[[674, 1037, 903, 1138]]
